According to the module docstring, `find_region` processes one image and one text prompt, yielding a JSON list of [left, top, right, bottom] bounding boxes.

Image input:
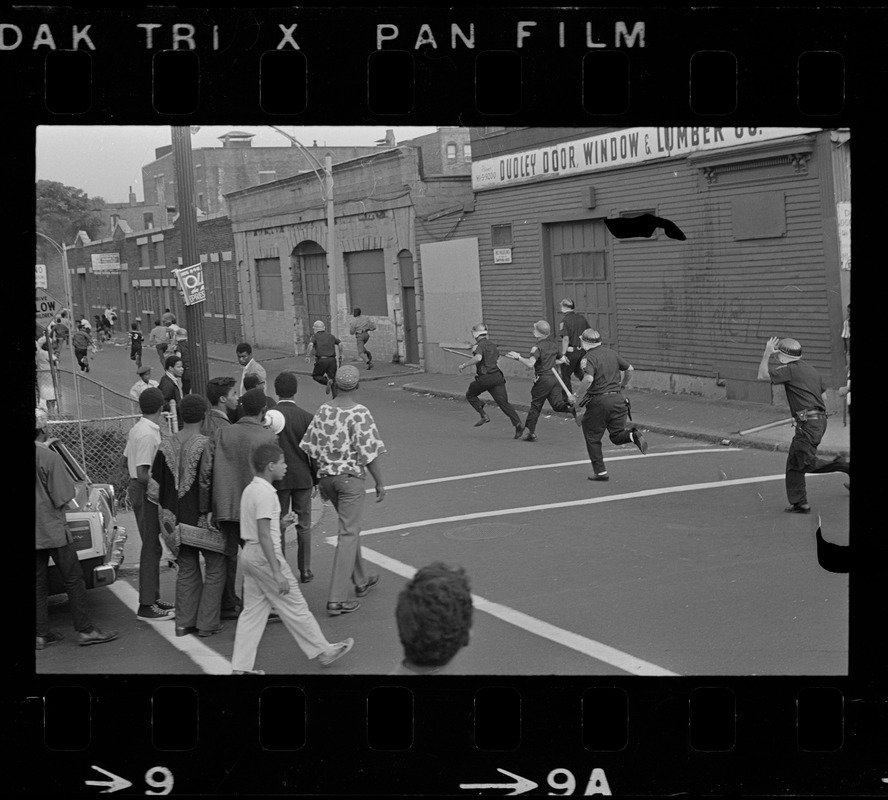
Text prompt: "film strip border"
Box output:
[[0, 7, 874, 119], [11, 678, 886, 794]]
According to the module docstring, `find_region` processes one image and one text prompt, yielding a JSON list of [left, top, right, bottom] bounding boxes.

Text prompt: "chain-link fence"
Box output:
[[44, 370, 177, 511]]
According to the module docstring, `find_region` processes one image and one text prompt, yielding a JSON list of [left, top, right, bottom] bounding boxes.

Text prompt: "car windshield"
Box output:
[[48, 439, 90, 484]]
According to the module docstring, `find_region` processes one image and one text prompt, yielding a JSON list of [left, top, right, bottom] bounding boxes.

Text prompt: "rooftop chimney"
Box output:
[[129, 186, 137, 206]]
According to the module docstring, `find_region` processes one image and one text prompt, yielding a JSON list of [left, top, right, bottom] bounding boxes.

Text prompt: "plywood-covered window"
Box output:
[[491, 223, 513, 247], [256, 257, 284, 310], [345, 249, 387, 316], [732, 192, 786, 240]]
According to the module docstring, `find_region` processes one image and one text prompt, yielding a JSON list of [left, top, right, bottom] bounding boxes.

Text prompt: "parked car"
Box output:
[[45, 437, 128, 594]]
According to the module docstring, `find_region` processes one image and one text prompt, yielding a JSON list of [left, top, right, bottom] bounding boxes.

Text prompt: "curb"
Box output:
[[401, 383, 849, 459], [207, 353, 425, 383]]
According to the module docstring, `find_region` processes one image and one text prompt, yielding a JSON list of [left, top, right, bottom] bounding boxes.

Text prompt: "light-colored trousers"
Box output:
[[231, 542, 331, 672], [320, 475, 368, 603]]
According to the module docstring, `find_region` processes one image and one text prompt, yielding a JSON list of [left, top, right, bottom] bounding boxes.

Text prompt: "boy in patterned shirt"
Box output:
[[299, 365, 386, 616]]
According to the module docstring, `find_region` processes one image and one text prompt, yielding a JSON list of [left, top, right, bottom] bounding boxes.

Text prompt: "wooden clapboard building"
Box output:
[[419, 126, 850, 404]]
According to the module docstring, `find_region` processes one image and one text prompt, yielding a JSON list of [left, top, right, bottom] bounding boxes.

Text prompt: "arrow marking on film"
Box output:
[[85, 765, 133, 794], [460, 768, 538, 795]]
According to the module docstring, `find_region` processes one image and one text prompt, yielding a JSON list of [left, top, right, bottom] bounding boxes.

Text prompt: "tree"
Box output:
[[36, 180, 105, 257]]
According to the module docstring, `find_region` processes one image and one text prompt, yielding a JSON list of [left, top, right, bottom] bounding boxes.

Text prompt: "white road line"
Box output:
[[357, 547, 679, 677], [372, 447, 744, 493], [352, 472, 831, 537], [107, 580, 232, 675]]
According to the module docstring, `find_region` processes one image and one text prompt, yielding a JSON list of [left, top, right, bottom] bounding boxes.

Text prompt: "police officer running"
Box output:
[[507, 320, 575, 442], [458, 323, 524, 438], [305, 320, 342, 397], [558, 299, 590, 404], [570, 329, 647, 481], [757, 336, 850, 513]]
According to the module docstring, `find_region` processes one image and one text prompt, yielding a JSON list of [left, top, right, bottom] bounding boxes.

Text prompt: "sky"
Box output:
[[36, 125, 439, 203]]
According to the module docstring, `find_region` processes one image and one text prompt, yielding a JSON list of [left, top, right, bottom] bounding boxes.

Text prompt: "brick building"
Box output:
[[418, 126, 851, 407], [225, 129, 473, 363], [65, 213, 242, 346], [92, 187, 165, 240], [141, 131, 389, 228]]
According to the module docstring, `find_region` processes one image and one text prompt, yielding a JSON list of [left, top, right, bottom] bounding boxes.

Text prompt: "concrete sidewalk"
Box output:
[[401, 373, 851, 458]]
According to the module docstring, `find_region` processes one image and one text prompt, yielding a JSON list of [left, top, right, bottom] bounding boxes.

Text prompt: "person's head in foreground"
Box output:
[[395, 562, 473, 671]]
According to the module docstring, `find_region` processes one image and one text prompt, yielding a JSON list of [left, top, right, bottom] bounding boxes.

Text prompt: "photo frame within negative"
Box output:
[[15, 5, 881, 796]]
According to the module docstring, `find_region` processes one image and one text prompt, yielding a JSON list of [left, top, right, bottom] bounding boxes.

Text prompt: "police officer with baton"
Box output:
[[569, 329, 647, 481]]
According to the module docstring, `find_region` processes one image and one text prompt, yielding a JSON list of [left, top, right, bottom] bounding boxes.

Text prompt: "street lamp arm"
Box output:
[[266, 126, 330, 197], [36, 230, 65, 256]]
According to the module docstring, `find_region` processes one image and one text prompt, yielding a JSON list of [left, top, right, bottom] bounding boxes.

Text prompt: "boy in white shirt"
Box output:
[[231, 443, 354, 674]]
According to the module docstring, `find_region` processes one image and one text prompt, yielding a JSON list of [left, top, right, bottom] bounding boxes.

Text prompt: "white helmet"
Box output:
[[312, 320, 326, 331], [472, 323, 489, 339]]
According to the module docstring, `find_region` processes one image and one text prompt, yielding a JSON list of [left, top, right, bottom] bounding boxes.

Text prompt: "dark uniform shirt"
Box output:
[[768, 360, 826, 416], [530, 337, 560, 376], [310, 331, 340, 358], [472, 338, 501, 375], [580, 346, 630, 394], [559, 311, 589, 349]]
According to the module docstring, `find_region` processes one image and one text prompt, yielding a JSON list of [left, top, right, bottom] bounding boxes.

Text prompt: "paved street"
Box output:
[[38, 337, 849, 676]]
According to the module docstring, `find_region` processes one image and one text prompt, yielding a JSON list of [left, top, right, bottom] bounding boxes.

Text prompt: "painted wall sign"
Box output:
[[90, 252, 121, 272], [471, 127, 822, 190]]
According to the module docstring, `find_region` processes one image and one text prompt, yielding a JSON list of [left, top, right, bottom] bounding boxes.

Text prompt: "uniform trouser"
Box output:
[[129, 479, 164, 606], [75, 348, 89, 371], [466, 371, 521, 427], [356, 334, 371, 363], [319, 475, 368, 603], [312, 357, 338, 397], [174, 544, 226, 633], [276, 487, 312, 570], [581, 393, 633, 474], [525, 374, 571, 433], [785, 418, 847, 505], [231, 543, 332, 671], [560, 350, 585, 399], [218, 520, 243, 614], [36, 545, 93, 636], [131, 348, 142, 368]]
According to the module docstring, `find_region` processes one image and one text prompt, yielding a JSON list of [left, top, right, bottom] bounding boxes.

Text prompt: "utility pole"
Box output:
[[325, 153, 339, 338], [171, 126, 209, 397]]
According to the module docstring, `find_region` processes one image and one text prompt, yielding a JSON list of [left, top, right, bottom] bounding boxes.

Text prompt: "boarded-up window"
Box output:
[[732, 192, 786, 240], [345, 249, 387, 316], [256, 257, 284, 310], [154, 240, 165, 267], [139, 243, 151, 269], [491, 224, 513, 247]]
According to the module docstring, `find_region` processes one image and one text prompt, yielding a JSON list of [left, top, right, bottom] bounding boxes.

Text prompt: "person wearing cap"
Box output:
[[236, 342, 267, 396], [349, 306, 377, 369], [200, 387, 279, 621], [299, 365, 386, 616], [305, 320, 342, 397], [572, 329, 648, 481], [35, 407, 119, 650], [272, 371, 318, 581], [558, 299, 590, 403], [757, 336, 850, 513], [71, 320, 93, 373], [129, 364, 159, 402], [507, 320, 575, 442], [457, 323, 524, 438]]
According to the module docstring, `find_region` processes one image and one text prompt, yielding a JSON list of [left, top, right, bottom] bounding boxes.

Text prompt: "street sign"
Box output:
[[36, 288, 64, 325], [35, 263, 47, 288], [172, 262, 206, 306]]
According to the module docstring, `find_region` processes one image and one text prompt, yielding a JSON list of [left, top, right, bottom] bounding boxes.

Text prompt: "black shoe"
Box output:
[[785, 503, 812, 514], [77, 627, 119, 646], [524, 432, 537, 442], [588, 472, 610, 481], [355, 574, 380, 597], [830, 455, 850, 474], [300, 569, 314, 583], [327, 600, 361, 616], [220, 608, 242, 621], [137, 603, 175, 621], [198, 623, 226, 638], [175, 626, 197, 637], [630, 429, 648, 454], [154, 599, 175, 611], [474, 414, 490, 427], [514, 424, 524, 439], [268, 612, 282, 624]]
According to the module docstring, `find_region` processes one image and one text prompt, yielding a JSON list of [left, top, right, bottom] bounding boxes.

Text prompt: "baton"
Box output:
[[440, 346, 473, 357], [734, 418, 794, 436], [550, 368, 586, 426]]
